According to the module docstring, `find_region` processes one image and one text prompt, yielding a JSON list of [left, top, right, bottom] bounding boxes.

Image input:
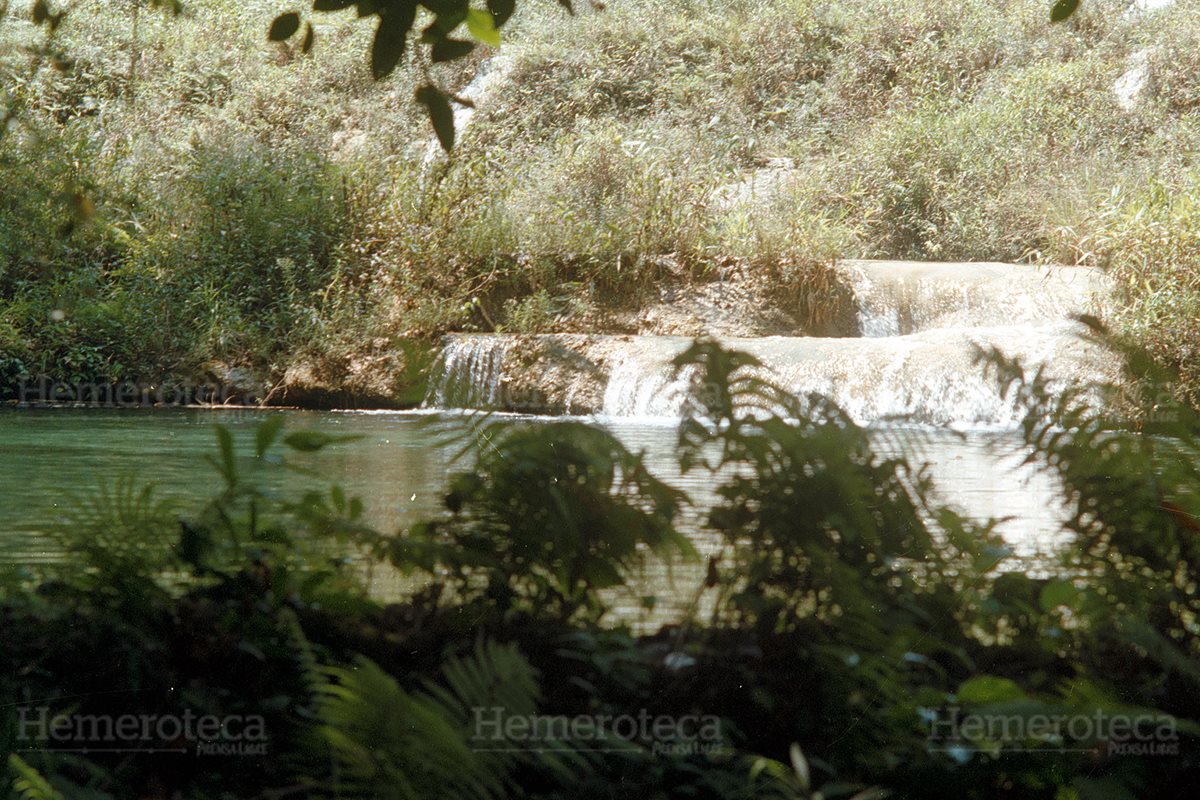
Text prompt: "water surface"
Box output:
[[1, 408, 1066, 563]]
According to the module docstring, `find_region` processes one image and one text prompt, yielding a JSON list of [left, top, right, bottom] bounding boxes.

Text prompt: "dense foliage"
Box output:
[[2, 339, 1199, 798], [3, 0, 1200, 404]]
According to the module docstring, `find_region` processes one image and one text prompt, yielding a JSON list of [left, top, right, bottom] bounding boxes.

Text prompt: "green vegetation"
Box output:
[[3, 0, 1200, 403], [2, 338, 1199, 798], [7, 1, 1200, 795]]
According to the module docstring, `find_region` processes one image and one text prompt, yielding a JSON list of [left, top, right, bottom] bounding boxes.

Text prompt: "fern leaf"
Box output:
[[7, 755, 65, 800]]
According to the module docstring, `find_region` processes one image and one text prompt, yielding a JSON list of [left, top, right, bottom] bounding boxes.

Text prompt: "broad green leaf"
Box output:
[[1039, 579, 1079, 612], [973, 543, 1011, 571], [268, 12, 302, 41], [466, 8, 501, 47], [957, 674, 1025, 705]]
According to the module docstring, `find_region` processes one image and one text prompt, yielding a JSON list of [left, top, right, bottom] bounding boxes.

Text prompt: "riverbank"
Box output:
[[4, 0, 1200, 408], [4, 346, 1200, 798]]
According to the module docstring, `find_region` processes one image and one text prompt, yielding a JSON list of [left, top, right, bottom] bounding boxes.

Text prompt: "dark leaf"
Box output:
[[557, 0, 574, 13], [268, 12, 302, 41], [421, 0, 468, 14], [420, 8, 468, 43], [31, 0, 48, 25], [301, 22, 315, 53], [255, 415, 286, 457], [486, 0, 515, 26], [283, 430, 364, 452], [370, 2, 416, 79], [177, 520, 213, 572], [416, 84, 455, 151], [431, 38, 475, 63], [1050, 0, 1079, 22], [312, 0, 355, 9]]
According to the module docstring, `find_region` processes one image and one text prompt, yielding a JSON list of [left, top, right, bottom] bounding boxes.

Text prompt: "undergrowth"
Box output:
[[3, 0, 1200, 402], [2, 338, 1200, 797]]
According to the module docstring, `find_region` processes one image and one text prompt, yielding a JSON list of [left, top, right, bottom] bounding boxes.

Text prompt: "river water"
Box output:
[[1, 407, 1063, 561], [0, 260, 1107, 619]]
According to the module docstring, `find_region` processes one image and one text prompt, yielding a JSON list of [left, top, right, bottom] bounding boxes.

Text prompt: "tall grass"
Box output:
[[3, 0, 1200, 400]]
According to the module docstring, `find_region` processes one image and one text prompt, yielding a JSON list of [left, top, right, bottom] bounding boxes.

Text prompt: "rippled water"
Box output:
[[0, 407, 1066, 555], [0, 406, 1072, 626]]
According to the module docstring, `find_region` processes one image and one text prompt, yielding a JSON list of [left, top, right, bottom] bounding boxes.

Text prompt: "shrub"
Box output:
[[1057, 176, 1200, 406]]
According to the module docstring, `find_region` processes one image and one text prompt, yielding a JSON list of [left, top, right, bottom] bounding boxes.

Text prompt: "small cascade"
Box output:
[[597, 324, 1106, 425], [424, 261, 1113, 428], [602, 344, 698, 418], [839, 260, 1105, 337], [426, 335, 512, 409]]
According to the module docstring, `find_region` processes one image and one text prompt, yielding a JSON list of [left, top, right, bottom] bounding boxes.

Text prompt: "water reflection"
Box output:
[[0, 409, 1068, 617]]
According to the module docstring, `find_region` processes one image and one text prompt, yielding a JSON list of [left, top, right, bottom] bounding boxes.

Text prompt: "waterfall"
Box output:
[[596, 324, 1104, 426], [424, 261, 1113, 428], [427, 335, 512, 409]]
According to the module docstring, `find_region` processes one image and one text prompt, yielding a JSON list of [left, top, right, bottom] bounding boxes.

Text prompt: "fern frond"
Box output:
[[314, 655, 503, 800], [7, 755, 65, 800], [50, 475, 177, 588], [280, 607, 323, 711]]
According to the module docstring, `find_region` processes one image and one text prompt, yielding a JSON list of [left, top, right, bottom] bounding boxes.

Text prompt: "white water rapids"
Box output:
[[426, 260, 1111, 427], [422, 260, 1118, 558]]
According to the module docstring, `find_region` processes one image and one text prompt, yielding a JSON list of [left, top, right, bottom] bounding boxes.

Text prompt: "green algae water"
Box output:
[[0, 408, 1065, 561], [0, 407, 1072, 627]]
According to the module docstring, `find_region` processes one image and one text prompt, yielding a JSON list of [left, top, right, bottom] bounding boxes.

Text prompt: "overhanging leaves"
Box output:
[[432, 37, 475, 63], [1050, 0, 1079, 22], [465, 7, 501, 47], [370, 1, 417, 79], [268, 11, 302, 41], [416, 84, 455, 151], [487, 0, 515, 26]]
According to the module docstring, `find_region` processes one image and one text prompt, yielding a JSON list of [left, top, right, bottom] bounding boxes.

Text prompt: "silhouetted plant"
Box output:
[[392, 419, 695, 621]]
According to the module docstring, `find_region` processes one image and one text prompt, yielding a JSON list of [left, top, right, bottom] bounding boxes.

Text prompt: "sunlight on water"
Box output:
[[0, 408, 1069, 622]]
